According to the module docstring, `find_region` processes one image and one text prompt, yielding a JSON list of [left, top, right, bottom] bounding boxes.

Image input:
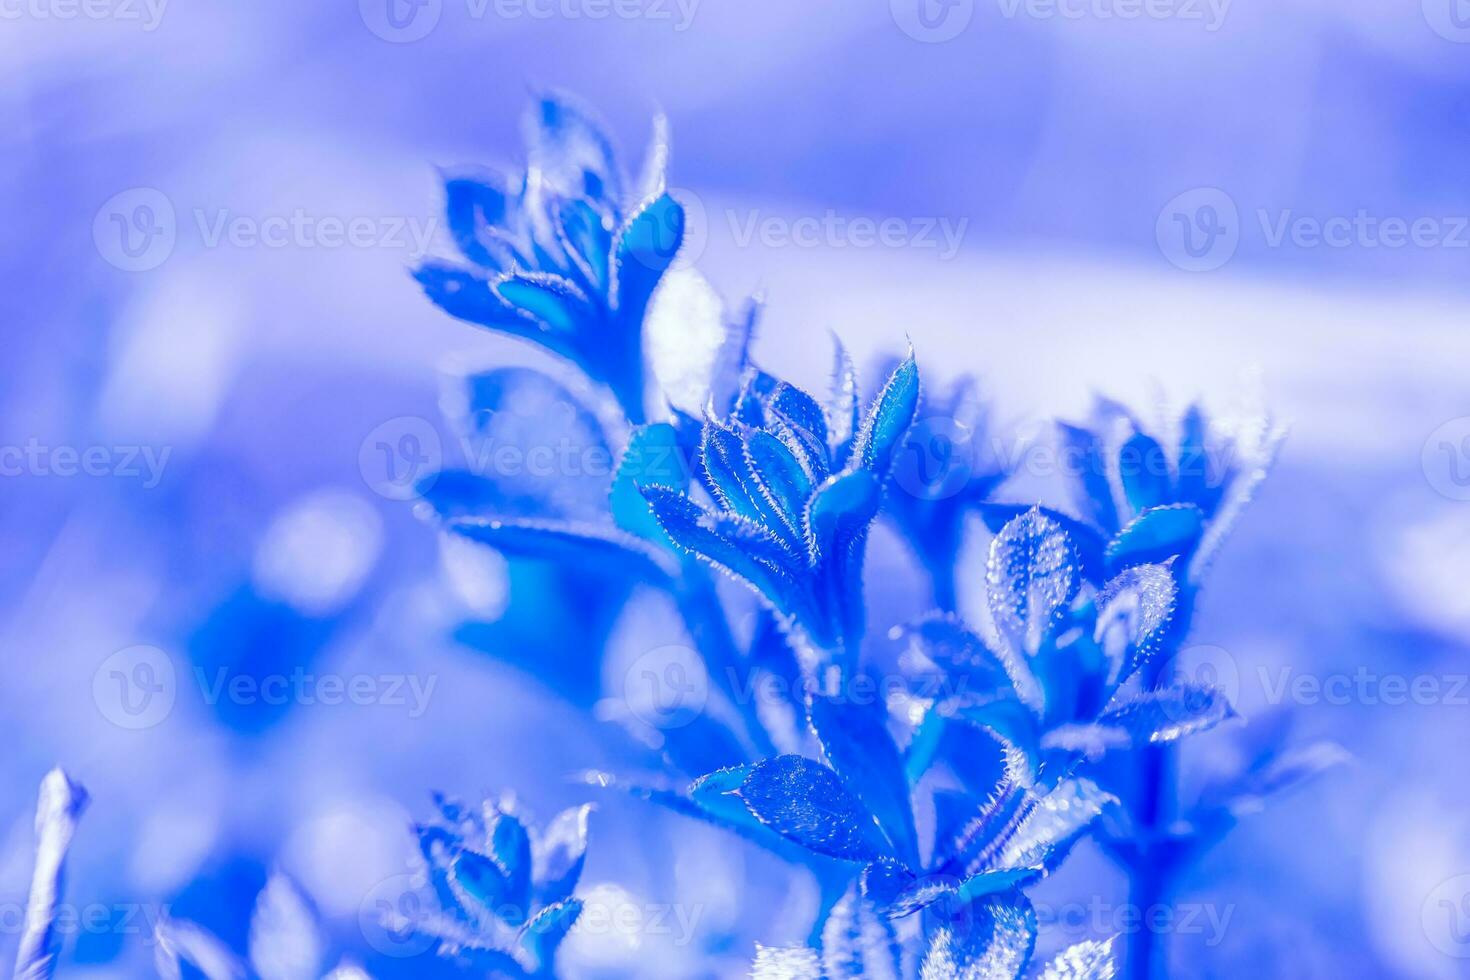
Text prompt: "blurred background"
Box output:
[[5, 0, 1470, 976]]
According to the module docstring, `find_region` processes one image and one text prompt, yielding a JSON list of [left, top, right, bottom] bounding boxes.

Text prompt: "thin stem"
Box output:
[[673, 570, 776, 758], [1126, 741, 1173, 980]]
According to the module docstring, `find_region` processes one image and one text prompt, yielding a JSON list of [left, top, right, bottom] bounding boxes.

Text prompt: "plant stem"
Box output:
[[1126, 740, 1173, 980]]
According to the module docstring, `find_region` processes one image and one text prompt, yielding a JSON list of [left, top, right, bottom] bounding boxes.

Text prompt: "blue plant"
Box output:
[[967, 402, 1338, 979], [396, 97, 1330, 980], [414, 95, 684, 425], [401, 794, 591, 978], [641, 353, 919, 669]]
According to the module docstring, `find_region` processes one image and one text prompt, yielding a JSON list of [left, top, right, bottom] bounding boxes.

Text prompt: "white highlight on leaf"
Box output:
[[249, 873, 324, 980], [1038, 937, 1117, 979], [645, 266, 731, 417], [987, 508, 1079, 657], [999, 779, 1115, 871], [751, 944, 822, 979], [154, 915, 245, 980]]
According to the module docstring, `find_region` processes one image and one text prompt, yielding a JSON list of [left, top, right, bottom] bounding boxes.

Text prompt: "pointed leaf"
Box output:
[[852, 353, 920, 480], [524, 94, 622, 204], [486, 808, 533, 924], [768, 382, 830, 454], [806, 469, 882, 563], [1100, 684, 1236, 745], [415, 263, 577, 358], [809, 693, 921, 869], [1094, 564, 1177, 682], [450, 850, 513, 926], [1117, 432, 1171, 514], [495, 272, 596, 335], [610, 423, 692, 545], [518, 898, 582, 972], [450, 517, 676, 584], [997, 779, 1115, 871], [642, 487, 806, 613], [1105, 504, 1204, 576], [977, 503, 1106, 584], [1055, 422, 1120, 533], [827, 337, 861, 466], [533, 805, 591, 908], [444, 176, 514, 269], [613, 192, 684, 322], [733, 755, 889, 863], [987, 508, 1080, 657], [745, 430, 816, 543]]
